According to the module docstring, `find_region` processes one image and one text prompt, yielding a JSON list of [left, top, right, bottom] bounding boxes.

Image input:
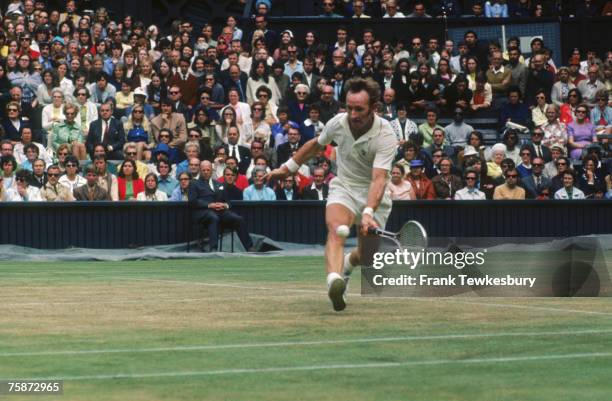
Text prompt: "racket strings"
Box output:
[[399, 222, 427, 251]]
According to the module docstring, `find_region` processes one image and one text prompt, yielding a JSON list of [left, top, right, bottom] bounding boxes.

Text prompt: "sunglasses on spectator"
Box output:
[[8, 108, 18, 112], [133, 109, 143, 113], [253, 107, 263, 111], [506, 174, 518, 178], [201, 96, 210, 100], [66, 163, 77, 167], [47, 173, 60, 177], [180, 177, 190, 181], [257, 94, 269, 98], [126, 152, 137, 156], [65, 112, 76, 116], [16, 177, 26, 181], [533, 163, 544, 167], [465, 176, 477, 180], [159, 134, 170, 138], [58, 152, 68, 156], [520, 152, 530, 156], [169, 91, 179, 94], [296, 92, 307, 95], [556, 162, 566, 166]]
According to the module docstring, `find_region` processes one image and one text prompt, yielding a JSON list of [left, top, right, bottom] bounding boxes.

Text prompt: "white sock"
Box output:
[[343, 253, 357, 276], [327, 272, 343, 288]]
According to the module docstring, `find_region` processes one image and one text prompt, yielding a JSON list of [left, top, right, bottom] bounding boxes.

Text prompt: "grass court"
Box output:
[[1, 256, 611, 400]]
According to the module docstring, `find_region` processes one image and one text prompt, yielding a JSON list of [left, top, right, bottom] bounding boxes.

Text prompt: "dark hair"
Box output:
[[344, 77, 380, 106], [117, 159, 139, 179], [393, 163, 405, 176], [1, 155, 17, 170]]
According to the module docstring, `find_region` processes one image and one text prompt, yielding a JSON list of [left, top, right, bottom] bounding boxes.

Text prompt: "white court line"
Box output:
[[1, 328, 611, 357], [7, 352, 612, 381], [127, 278, 612, 317], [0, 293, 315, 307]]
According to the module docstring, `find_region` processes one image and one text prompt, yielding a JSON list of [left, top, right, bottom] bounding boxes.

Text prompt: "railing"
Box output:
[[1, 200, 610, 249]]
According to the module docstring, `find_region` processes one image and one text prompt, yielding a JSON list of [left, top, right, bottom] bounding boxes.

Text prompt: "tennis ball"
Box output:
[[336, 225, 350, 238]]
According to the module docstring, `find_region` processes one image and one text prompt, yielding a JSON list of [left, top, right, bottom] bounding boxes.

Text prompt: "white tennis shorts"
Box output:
[[326, 177, 392, 227]]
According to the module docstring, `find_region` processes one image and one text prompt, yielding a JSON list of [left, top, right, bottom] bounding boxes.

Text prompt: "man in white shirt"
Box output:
[[455, 169, 486, 200], [383, 0, 406, 17], [267, 78, 396, 312]]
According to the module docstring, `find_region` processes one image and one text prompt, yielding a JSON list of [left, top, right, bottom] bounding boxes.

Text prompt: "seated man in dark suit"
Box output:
[[188, 160, 253, 252], [86, 102, 125, 160], [302, 167, 329, 200], [73, 166, 112, 201], [219, 166, 244, 201]]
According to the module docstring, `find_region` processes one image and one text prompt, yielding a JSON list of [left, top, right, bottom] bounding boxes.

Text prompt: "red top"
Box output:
[[117, 177, 145, 200]]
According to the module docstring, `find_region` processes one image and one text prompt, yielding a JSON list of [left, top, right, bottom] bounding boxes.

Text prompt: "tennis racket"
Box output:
[[368, 220, 428, 252]]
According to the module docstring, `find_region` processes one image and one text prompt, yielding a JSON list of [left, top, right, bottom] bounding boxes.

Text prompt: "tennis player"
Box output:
[[266, 78, 396, 311]]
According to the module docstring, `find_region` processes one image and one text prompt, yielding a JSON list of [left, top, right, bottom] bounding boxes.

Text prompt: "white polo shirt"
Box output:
[[317, 113, 396, 188]]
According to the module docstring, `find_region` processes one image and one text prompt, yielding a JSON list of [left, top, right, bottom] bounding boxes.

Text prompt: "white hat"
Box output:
[[463, 145, 478, 157], [133, 87, 147, 99]]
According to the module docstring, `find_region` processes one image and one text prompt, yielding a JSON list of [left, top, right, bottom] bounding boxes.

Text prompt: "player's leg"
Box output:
[[325, 203, 355, 311]]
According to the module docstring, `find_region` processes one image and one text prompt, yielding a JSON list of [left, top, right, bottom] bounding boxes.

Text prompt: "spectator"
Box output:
[[40, 164, 74, 201], [567, 104, 597, 160], [28, 159, 47, 188], [52, 103, 86, 160], [387, 164, 415, 200], [384, 0, 406, 18], [554, 169, 586, 199], [406, 159, 436, 199], [578, 155, 606, 198], [274, 174, 301, 200], [15, 126, 52, 166], [86, 102, 125, 160], [525, 53, 554, 106], [577, 65, 606, 108], [549, 156, 570, 193], [493, 167, 525, 199], [154, 156, 179, 197], [432, 157, 462, 199], [6, 169, 42, 201], [551, 67, 576, 107], [559, 88, 583, 124], [73, 166, 111, 200], [188, 160, 253, 252], [58, 155, 86, 192], [500, 86, 530, 128], [418, 107, 444, 147], [590, 90, 611, 133], [426, 128, 454, 159], [244, 167, 276, 201], [390, 102, 418, 146], [444, 107, 473, 148], [136, 172, 168, 201], [455, 168, 486, 200], [313, 85, 340, 124], [170, 172, 192, 201], [88, 72, 116, 106], [320, 0, 343, 17], [302, 166, 329, 200], [117, 159, 144, 201], [218, 165, 244, 201], [2, 102, 28, 143], [541, 104, 568, 152], [150, 98, 187, 150], [407, 1, 432, 17], [531, 89, 552, 127], [485, 0, 508, 17], [74, 87, 98, 135], [470, 72, 493, 112], [516, 146, 533, 178]]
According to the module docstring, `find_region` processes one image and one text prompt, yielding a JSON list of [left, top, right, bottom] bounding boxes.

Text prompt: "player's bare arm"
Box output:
[[265, 138, 325, 181]]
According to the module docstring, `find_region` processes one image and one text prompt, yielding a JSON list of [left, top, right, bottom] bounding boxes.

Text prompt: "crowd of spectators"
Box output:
[[0, 0, 610, 204]]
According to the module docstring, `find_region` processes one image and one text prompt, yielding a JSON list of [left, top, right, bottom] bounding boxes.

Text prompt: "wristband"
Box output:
[[283, 158, 300, 173], [362, 207, 374, 217]]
